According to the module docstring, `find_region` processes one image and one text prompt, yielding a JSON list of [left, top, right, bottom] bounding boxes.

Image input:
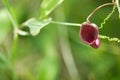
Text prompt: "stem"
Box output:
[[115, 0, 120, 17], [2, 0, 18, 28], [99, 34, 120, 43], [51, 21, 81, 26], [99, 5, 116, 29], [2, 0, 19, 65], [86, 3, 115, 22], [112, 0, 115, 3]]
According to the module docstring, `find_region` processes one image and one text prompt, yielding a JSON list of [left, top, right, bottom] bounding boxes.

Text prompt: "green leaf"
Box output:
[[25, 18, 52, 36], [40, 0, 64, 19]]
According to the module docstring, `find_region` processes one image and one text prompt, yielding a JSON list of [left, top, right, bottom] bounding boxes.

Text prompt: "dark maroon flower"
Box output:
[[80, 22, 100, 48]]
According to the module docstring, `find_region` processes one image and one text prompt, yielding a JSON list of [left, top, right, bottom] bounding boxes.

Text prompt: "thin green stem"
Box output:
[[2, 0, 18, 28], [115, 0, 120, 18], [51, 21, 81, 26], [11, 33, 18, 64], [2, 0, 19, 65], [99, 6, 116, 29], [99, 35, 120, 43], [112, 0, 115, 3]]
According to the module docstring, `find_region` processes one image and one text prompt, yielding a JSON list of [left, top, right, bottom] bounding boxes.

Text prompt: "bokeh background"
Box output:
[[0, 0, 120, 80]]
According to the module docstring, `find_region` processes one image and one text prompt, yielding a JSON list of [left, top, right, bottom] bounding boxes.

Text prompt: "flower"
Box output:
[[80, 22, 100, 48]]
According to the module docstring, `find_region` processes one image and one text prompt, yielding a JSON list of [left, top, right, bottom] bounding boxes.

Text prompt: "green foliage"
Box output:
[[25, 18, 52, 36], [1, 0, 120, 80], [40, 0, 64, 19], [25, 0, 64, 36]]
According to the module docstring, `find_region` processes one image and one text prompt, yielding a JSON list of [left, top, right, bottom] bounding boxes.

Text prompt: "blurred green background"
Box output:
[[0, 0, 120, 80]]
